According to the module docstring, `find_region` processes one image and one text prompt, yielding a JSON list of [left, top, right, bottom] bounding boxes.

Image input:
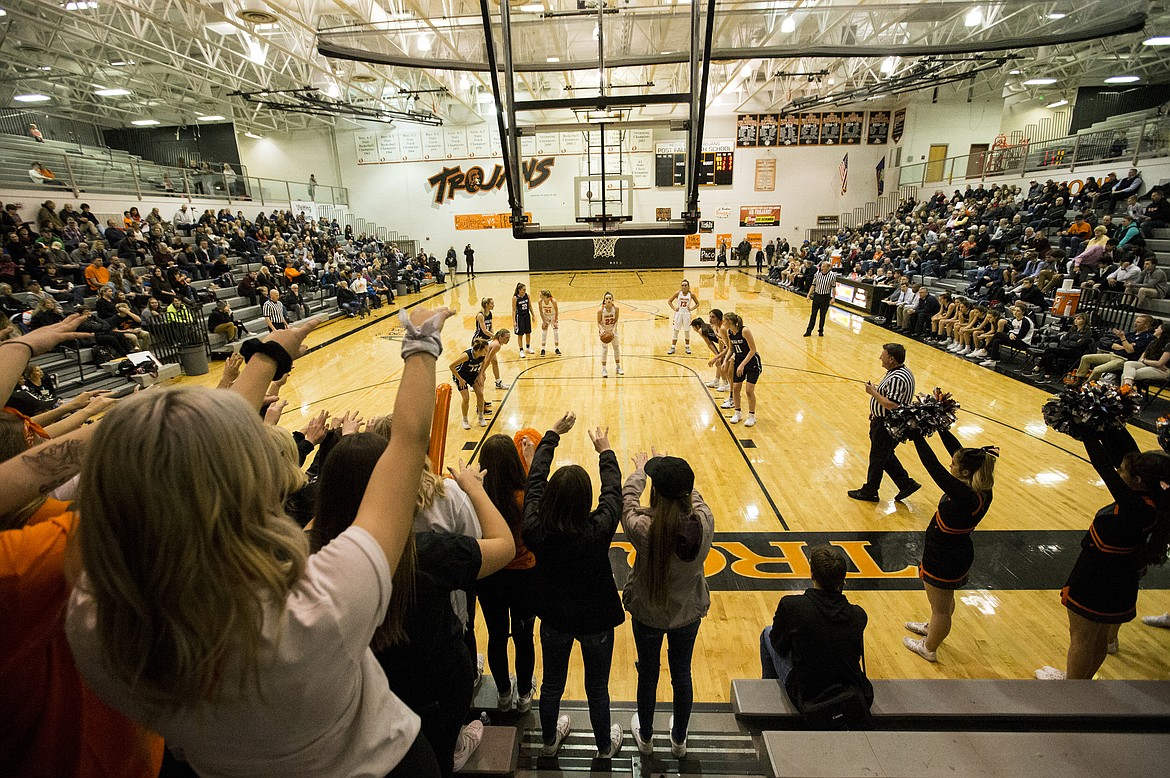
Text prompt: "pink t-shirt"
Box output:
[[67, 525, 419, 778]]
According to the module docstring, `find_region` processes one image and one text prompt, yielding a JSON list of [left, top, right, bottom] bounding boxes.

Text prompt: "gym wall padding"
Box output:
[[527, 237, 685, 271]]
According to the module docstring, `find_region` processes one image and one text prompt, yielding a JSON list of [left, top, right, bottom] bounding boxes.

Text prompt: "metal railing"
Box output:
[[0, 133, 350, 208], [895, 114, 1170, 189]]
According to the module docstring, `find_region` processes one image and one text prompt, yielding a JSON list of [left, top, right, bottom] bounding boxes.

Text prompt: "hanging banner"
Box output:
[[747, 232, 763, 249], [798, 113, 821, 146], [355, 132, 377, 164], [820, 112, 843, 145], [699, 247, 716, 263], [737, 114, 760, 147], [758, 114, 779, 147], [656, 207, 672, 221], [876, 157, 886, 197], [842, 112, 864, 145], [891, 108, 907, 144], [699, 220, 715, 233], [754, 158, 777, 192], [867, 111, 891, 145], [376, 132, 398, 163], [779, 114, 800, 146], [740, 206, 782, 227], [444, 128, 467, 159]]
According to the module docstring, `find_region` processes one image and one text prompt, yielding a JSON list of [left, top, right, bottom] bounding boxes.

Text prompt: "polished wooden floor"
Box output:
[[178, 269, 1170, 699]]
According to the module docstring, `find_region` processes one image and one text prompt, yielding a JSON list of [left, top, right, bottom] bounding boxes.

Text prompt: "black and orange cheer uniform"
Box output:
[[912, 429, 993, 589], [1062, 431, 1158, 624]]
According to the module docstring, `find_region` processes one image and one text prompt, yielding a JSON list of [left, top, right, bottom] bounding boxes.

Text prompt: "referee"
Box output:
[[263, 288, 289, 331], [804, 261, 836, 337], [848, 343, 922, 502]]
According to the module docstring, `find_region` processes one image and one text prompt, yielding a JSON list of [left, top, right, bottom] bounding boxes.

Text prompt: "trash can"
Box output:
[[395, 281, 409, 297], [178, 344, 209, 376]]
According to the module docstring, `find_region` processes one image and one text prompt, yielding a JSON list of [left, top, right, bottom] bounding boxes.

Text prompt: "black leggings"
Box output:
[[477, 567, 537, 696], [385, 732, 441, 778]]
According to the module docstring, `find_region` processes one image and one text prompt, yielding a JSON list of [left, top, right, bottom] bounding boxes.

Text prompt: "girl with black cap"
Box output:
[[622, 449, 714, 758]]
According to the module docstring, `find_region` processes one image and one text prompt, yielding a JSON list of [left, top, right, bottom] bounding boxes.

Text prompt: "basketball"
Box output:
[[600, 331, 614, 343]]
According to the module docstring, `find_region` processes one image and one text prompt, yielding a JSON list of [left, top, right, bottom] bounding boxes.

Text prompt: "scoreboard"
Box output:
[[654, 139, 735, 187]]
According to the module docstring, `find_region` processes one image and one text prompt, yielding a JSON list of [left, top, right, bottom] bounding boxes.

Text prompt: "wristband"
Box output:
[[398, 309, 443, 360], [239, 338, 294, 380], [1, 340, 35, 359]]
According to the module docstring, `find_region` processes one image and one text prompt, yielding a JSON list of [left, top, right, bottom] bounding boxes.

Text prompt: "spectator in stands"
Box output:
[[139, 297, 164, 326], [1119, 323, 1170, 388], [1029, 313, 1092, 381], [207, 299, 243, 342], [112, 301, 151, 351], [978, 305, 1033, 368], [1116, 215, 1143, 253], [523, 412, 624, 758], [6, 362, 59, 414], [95, 285, 118, 319], [263, 288, 289, 331], [103, 219, 125, 248], [622, 451, 714, 758], [1108, 169, 1143, 213], [237, 271, 259, 306], [336, 280, 364, 318], [282, 283, 306, 322], [1008, 276, 1048, 310], [83, 256, 110, 295], [760, 545, 873, 720], [1096, 258, 1142, 293], [36, 200, 63, 237], [28, 162, 57, 186], [1058, 213, 1093, 256], [907, 287, 941, 336], [173, 204, 194, 235], [1071, 314, 1158, 385], [61, 312, 455, 777], [1124, 258, 1168, 306], [27, 122, 44, 142], [1140, 189, 1169, 239]]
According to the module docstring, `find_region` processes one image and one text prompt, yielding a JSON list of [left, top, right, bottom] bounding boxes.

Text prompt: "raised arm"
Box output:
[[353, 308, 452, 570], [523, 412, 576, 528], [230, 318, 321, 411], [448, 461, 515, 579], [590, 426, 623, 537], [0, 314, 93, 402], [911, 434, 970, 499], [0, 422, 97, 518]]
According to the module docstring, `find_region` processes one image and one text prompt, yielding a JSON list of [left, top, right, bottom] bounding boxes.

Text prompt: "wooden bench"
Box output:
[[732, 679, 1170, 732], [762, 730, 1167, 777], [456, 725, 520, 776]]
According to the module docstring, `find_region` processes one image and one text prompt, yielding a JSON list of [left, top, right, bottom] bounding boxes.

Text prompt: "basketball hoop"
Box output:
[[593, 236, 618, 258]]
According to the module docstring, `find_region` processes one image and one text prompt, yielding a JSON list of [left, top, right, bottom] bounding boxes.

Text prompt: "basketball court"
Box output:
[[179, 268, 1170, 701]]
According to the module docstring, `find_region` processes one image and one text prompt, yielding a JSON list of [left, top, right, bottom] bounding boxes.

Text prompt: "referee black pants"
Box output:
[[863, 417, 914, 495], [806, 293, 831, 335]]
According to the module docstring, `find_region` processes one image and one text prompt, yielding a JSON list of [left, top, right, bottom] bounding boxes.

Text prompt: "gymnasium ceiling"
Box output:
[[0, 0, 1168, 134]]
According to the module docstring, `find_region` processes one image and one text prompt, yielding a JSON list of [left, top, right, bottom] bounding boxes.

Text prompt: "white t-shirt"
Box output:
[[66, 525, 420, 778], [413, 480, 482, 626]]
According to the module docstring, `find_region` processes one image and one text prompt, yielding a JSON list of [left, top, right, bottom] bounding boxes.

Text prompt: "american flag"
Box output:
[[839, 153, 849, 195]]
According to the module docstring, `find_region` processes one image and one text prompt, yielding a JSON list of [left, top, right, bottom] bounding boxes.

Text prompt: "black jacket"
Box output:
[[522, 431, 624, 635], [770, 587, 872, 708]]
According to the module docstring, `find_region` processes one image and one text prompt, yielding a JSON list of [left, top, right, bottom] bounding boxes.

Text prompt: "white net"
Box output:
[[593, 237, 618, 258]]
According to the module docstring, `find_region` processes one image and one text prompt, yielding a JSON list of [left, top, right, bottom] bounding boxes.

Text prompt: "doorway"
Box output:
[[965, 143, 990, 179], [926, 144, 948, 183]]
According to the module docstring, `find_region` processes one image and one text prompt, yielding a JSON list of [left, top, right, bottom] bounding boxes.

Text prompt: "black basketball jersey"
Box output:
[[729, 328, 760, 366], [515, 294, 530, 318], [475, 310, 493, 340], [455, 348, 486, 382]]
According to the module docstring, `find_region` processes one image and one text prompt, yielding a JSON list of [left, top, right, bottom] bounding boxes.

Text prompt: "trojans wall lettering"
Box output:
[[428, 157, 555, 204]]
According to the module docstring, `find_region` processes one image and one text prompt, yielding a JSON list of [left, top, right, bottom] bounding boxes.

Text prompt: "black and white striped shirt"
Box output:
[[871, 364, 914, 418], [811, 270, 837, 295], [263, 299, 288, 327]]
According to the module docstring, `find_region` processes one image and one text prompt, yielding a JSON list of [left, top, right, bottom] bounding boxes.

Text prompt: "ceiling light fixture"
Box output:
[[417, 33, 433, 52], [197, 115, 226, 121], [109, 59, 134, 66], [547, 56, 560, 63], [94, 87, 132, 96], [1142, 36, 1170, 46], [63, 1, 98, 10], [964, 7, 983, 27], [1104, 75, 1140, 84], [880, 56, 899, 75], [246, 36, 267, 65], [1008, 69, 1021, 74], [519, 3, 543, 11], [14, 93, 51, 102], [780, 15, 796, 33], [1046, 99, 1068, 108], [0, 8, 7, 16], [1023, 77, 1057, 85], [131, 119, 161, 126], [244, 131, 263, 139], [1047, 12, 1067, 19]]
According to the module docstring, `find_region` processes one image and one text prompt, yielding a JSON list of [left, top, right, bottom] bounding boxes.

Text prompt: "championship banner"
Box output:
[[841, 112, 864, 145], [758, 114, 779, 147], [867, 111, 890, 145], [819, 112, 842, 145], [798, 113, 821, 146], [891, 108, 907, 144], [876, 157, 886, 197], [778, 114, 799, 146], [736, 114, 760, 147], [740, 206, 782, 227]]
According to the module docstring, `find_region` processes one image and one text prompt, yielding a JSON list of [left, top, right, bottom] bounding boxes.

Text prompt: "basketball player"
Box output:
[[724, 312, 760, 427], [667, 280, 698, 355], [598, 292, 623, 378], [708, 309, 732, 394], [692, 316, 723, 389], [901, 430, 998, 663], [539, 289, 560, 356], [513, 283, 534, 358], [485, 328, 512, 390], [475, 298, 495, 342], [451, 339, 490, 429]]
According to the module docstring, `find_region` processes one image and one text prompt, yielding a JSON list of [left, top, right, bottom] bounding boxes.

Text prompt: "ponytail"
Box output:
[[956, 445, 999, 492], [644, 488, 694, 605]]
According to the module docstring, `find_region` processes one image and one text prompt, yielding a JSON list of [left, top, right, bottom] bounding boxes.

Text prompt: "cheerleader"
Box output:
[[538, 289, 560, 356], [451, 338, 491, 429], [485, 328, 512, 390], [901, 429, 997, 662], [1036, 428, 1170, 680], [691, 316, 723, 389], [667, 280, 698, 355], [598, 292, 623, 378], [475, 298, 495, 342], [513, 283, 534, 358], [723, 313, 759, 427]]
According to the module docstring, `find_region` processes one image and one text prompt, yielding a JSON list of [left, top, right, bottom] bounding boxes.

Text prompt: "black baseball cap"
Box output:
[[645, 456, 694, 499]]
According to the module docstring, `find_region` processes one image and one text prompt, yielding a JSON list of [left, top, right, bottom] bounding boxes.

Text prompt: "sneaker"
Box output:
[[461, 418, 471, 430], [980, 359, 997, 368], [616, 366, 624, 376], [631, 713, 653, 756], [1035, 665, 1067, 680], [495, 380, 506, 389], [540, 349, 546, 356], [947, 343, 962, 352], [743, 414, 756, 427], [478, 415, 487, 427], [958, 346, 972, 356], [519, 350, 526, 359], [705, 379, 720, 388], [721, 398, 734, 409], [517, 678, 535, 713], [555, 348, 561, 355], [498, 674, 516, 711], [1107, 639, 1119, 655], [1142, 612, 1170, 628], [903, 636, 937, 662], [730, 411, 742, 423], [904, 621, 929, 636], [597, 724, 623, 759], [668, 715, 686, 758], [685, 344, 691, 354], [894, 481, 922, 501], [452, 720, 484, 772], [527, 347, 535, 354], [847, 488, 879, 502], [541, 715, 571, 757], [969, 348, 987, 358], [717, 382, 730, 392], [667, 346, 676, 355], [602, 367, 608, 378]]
